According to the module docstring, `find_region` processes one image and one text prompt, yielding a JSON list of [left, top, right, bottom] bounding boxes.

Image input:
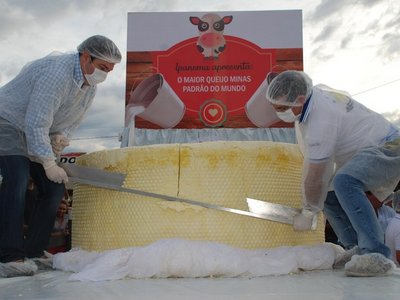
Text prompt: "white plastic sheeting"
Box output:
[[53, 239, 341, 282], [120, 127, 296, 146], [3, 239, 400, 300]]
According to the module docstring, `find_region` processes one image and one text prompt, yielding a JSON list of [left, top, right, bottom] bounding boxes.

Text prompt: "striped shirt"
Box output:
[[0, 52, 96, 160]]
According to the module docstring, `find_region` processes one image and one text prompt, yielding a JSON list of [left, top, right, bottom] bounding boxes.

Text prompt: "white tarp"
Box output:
[[53, 239, 341, 282]]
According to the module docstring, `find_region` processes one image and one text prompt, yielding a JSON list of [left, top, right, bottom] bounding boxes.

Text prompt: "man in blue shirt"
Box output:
[[0, 35, 121, 277]]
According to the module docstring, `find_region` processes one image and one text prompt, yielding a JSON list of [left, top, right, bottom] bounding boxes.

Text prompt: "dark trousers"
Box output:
[[0, 155, 65, 262]]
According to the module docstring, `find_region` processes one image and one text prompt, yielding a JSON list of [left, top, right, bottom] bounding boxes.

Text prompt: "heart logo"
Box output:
[[208, 108, 218, 117], [199, 99, 227, 127]]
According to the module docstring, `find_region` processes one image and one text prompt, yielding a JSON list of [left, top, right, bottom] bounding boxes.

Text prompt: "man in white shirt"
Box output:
[[266, 70, 400, 277]]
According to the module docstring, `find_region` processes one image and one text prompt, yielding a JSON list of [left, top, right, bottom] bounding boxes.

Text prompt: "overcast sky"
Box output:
[[1, 0, 399, 153]]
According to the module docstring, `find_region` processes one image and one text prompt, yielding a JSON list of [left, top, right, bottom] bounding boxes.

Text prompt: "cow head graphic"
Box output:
[[189, 14, 233, 59]]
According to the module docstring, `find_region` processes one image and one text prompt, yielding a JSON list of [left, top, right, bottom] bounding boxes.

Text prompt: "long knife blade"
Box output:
[[62, 164, 312, 226], [68, 175, 284, 221], [61, 164, 126, 186], [246, 198, 318, 230]]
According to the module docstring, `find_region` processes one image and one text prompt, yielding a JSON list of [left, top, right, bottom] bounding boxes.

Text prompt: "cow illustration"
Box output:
[[189, 14, 233, 59]]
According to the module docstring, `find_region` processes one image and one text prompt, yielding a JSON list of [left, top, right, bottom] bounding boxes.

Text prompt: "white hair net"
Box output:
[[77, 35, 122, 64], [266, 70, 313, 107]]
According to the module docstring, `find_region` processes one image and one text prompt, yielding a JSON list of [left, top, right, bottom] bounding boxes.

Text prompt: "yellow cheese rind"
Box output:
[[72, 141, 325, 251]]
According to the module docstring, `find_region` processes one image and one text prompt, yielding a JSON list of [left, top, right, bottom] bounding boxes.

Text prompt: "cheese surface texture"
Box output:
[[72, 141, 325, 251]]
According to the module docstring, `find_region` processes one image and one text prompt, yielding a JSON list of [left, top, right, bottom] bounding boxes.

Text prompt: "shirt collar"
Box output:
[[299, 89, 313, 123], [73, 53, 85, 88]]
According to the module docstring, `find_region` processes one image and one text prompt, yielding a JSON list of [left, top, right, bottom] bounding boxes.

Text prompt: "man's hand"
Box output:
[[43, 160, 68, 184], [50, 134, 70, 156], [293, 208, 315, 231]]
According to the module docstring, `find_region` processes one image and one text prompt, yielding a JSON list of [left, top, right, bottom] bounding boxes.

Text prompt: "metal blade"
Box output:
[[69, 176, 273, 220], [61, 164, 126, 187], [61, 164, 317, 226], [246, 198, 318, 230], [64, 168, 296, 222]]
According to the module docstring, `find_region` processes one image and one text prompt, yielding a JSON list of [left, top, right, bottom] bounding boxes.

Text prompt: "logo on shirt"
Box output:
[[330, 91, 353, 112], [346, 98, 354, 112]]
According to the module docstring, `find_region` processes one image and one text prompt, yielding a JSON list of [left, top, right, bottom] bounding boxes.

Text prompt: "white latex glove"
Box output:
[[293, 208, 315, 231], [50, 134, 70, 156], [43, 160, 68, 184]]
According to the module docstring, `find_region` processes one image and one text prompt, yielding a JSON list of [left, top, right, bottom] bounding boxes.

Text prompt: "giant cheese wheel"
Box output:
[[71, 141, 325, 251]]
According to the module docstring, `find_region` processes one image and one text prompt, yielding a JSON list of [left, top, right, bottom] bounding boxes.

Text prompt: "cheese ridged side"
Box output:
[[71, 141, 325, 251]]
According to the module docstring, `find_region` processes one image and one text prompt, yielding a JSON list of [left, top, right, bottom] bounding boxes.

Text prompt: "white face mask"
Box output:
[[85, 67, 108, 86], [276, 108, 299, 123]]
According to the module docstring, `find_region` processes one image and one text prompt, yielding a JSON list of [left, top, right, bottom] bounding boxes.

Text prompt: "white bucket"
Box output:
[[127, 73, 185, 129], [245, 73, 280, 128]]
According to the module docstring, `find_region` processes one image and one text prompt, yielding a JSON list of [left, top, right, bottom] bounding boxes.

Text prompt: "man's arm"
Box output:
[[293, 158, 334, 231], [302, 158, 334, 211]]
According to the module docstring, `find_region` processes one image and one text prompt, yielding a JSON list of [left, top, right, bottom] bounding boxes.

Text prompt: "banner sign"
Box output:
[[126, 11, 303, 129]]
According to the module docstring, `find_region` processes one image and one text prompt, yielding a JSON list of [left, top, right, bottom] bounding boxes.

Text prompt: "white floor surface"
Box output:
[[1, 268, 400, 300]]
